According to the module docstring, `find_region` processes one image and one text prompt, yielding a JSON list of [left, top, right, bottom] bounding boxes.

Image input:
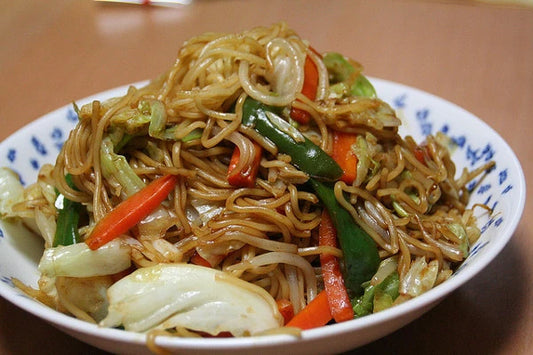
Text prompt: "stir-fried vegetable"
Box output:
[[353, 272, 400, 316], [85, 174, 177, 250], [309, 178, 380, 296], [227, 141, 263, 188], [53, 174, 84, 247], [0, 167, 47, 241], [353, 257, 400, 317], [413, 144, 429, 166], [447, 223, 469, 258], [55, 275, 114, 323], [39, 239, 131, 278], [324, 52, 355, 84], [276, 298, 295, 325], [323, 52, 377, 98], [400, 257, 439, 297], [100, 263, 283, 335], [290, 54, 319, 124], [190, 251, 214, 268], [351, 75, 377, 98], [353, 283, 374, 316], [331, 131, 358, 185], [318, 210, 354, 322], [110, 99, 203, 143], [0, 168, 25, 218], [373, 272, 400, 312], [285, 290, 332, 330], [241, 97, 343, 182], [100, 136, 145, 197]]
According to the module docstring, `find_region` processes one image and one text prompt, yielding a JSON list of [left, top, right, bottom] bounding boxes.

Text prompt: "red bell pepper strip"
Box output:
[[290, 54, 319, 124], [85, 174, 178, 250], [285, 290, 332, 330], [227, 142, 262, 188], [331, 131, 358, 184], [276, 298, 295, 325], [413, 145, 429, 166], [319, 210, 355, 323]]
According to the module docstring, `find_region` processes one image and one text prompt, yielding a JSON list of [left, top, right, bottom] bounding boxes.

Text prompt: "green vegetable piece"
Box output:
[[447, 223, 469, 258], [323, 52, 377, 98], [373, 271, 400, 312], [350, 74, 377, 98], [323, 52, 355, 83], [101, 136, 145, 197], [111, 100, 202, 142], [353, 282, 375, 317], [53, 174, 84, 247], [328, 82, 348, 99], [353, 271, 400, 316], [308, 178, 380, 296], [241, 97, 343, 182], [392, 200, 410, 217], [110, 107, 150, 136], [182, 128, 203, 142], [106, 126, 134, 153], [143, 100, 175, 140]]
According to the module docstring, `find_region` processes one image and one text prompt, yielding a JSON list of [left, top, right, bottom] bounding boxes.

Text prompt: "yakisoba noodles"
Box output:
[[2, 22, 494, 339]]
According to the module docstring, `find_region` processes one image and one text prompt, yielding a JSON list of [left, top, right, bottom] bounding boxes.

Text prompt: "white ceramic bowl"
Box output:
[[0, 79, 525, 355]]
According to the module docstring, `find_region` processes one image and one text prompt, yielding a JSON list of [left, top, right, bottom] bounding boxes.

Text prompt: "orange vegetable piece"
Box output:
[[85, 174, 177, 250], [290, 54, 319, 124], [319, 210, 355, 323], [285, 290, 332, 330], [331, 131, 358, 184], [227, 142, 262, 188]]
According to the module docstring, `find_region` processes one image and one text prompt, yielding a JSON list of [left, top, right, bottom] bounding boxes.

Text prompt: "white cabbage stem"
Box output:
[[38, 239, 131, 278], [0, 167, 25, 217], [100, 263, 283, 335]]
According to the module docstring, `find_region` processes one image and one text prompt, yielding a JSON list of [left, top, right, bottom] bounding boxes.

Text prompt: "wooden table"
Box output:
[[1, 0, 532, 354]]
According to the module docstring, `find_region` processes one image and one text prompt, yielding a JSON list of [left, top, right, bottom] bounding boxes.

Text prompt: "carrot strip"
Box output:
[[190, 252, 213, 268], [290, 54, 319, 124], [319, 210, 355, 323], [331, 131, 358, 184], [276, 298, 295, 325], [190, 251, 225, 268], [227, 142, 262, 188], [285, 290, 332, 330], [85, 174, 177, 250]]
